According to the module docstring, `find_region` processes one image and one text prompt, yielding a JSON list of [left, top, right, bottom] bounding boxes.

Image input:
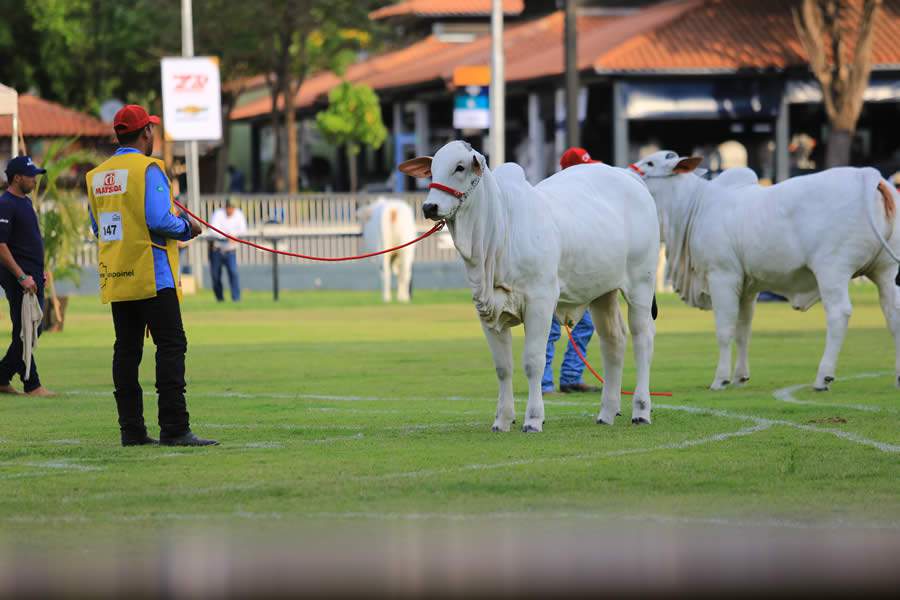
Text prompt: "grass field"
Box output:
[[1, 285, 899, 547]]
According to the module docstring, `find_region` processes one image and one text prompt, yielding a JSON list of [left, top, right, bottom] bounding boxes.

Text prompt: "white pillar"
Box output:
[[414, 101, 429, 157], [489, 0, 505, 167], [11, 111, 18, 158], [527, 93, 545, 183], [775, 90, 790, 182], [613, 80, 629, 167], [554, 88, 565, 165]]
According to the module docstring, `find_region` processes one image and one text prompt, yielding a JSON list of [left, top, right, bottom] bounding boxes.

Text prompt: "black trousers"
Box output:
[[110, 288, 190, 439], [0, 272, 44, 392]]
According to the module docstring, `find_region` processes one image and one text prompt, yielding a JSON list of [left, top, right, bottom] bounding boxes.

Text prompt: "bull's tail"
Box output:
[[863, 169, 900, 264]]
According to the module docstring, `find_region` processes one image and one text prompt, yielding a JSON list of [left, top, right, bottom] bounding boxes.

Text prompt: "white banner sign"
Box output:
[[160, 57, 222, 141]]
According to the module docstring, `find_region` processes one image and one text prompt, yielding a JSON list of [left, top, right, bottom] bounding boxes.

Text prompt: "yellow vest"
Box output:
[[86, 153, 181, 304]]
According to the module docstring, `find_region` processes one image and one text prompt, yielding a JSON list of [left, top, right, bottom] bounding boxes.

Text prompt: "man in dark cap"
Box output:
[[0, 156, 55, 396]]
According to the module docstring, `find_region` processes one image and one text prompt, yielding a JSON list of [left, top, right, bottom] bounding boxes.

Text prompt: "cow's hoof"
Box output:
[[616, 412, 622, 417], [632, 417, 651, 425], [824, 376, 835, 384], [896, 376, 900, 389], [491, 420, 512, 432], [522, 424, 541, 433], [710, 380, 730, 390], [596, 418, 611, 425], [738, 376, 750, 384], [813, 385, 829, 392]]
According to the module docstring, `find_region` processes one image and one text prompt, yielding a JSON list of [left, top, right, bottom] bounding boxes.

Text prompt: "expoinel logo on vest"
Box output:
[[92, 169, 129, 197], [98, 263, 136, 289]]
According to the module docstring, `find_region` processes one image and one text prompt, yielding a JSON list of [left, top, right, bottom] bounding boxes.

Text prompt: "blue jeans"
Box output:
[[210, 249, 240, 301], [542, 312, 594, 392]]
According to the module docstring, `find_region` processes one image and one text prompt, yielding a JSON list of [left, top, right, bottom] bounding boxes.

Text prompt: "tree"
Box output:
[[194, 0, 271, 192], [0, 0, 180, 115], [32, 138, 103, 327], [316, 82, 387, 192], [254, 0, 387, 193], [793, 0, 882, 167]]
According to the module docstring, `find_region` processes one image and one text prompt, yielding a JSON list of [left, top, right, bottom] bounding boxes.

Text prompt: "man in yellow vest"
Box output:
[[86, 105, 217, 447]]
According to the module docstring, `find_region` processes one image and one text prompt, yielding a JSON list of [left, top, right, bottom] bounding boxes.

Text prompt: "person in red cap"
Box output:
[[558, 147, 602, 170], [85, 105, 217, 447], [541, 148, 603, 394]]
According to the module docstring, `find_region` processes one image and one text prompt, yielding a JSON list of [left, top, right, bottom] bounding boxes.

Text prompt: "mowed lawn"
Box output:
[[1, 285, 899, 543]]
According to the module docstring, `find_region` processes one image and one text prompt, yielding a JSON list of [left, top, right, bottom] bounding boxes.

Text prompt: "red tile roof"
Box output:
[[0, 93, 112, 138], [231, 0, 900, 121], [232, 10, 638, 120], [370, 0, 523, 20], [596, 0, 900, 73]]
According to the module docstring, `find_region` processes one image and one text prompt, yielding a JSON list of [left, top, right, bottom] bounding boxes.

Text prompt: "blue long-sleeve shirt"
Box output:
[[89, 148, 192, 291]]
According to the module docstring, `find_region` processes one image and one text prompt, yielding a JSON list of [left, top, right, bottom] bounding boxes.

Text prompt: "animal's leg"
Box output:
[[381, 255, 392, 303], [870, 267, 900, 387], [813, 272, 853, 391], [522, 298, 555, 432], [396, 254, 411, 303], [590, 291, 626, 425], [626, 290, 655, 425], [708, 273, 742, 390], [481, 323, 515, 432], [732, 291, 757, 385]]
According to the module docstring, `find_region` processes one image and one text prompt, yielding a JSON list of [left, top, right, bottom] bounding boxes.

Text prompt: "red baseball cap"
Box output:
[[113, 104, 161, 134], [560, 147, 601, 170]]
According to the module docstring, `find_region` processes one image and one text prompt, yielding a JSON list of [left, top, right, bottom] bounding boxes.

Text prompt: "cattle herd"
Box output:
[[397, 141, 900, 432]]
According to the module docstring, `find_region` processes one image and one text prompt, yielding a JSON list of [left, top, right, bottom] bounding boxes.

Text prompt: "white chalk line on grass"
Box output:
[[6, 509, 897, 531], [660, 403, 900, 454], [357, 421, 772, 482], [0, 459, 103, 472], [772, 372, 899, 414]]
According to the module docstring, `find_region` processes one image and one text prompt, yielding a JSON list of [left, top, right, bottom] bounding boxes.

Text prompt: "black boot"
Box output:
[[160, 431, 219, 446]]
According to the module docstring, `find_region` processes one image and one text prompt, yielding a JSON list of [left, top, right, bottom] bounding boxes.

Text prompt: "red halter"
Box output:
[[628, 163, 645, 176], [428, 182, 465, 198]]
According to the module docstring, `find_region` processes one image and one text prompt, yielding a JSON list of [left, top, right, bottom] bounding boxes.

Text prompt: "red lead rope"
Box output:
[[563, 323, 672, 397], [173, 199, 446, 262]]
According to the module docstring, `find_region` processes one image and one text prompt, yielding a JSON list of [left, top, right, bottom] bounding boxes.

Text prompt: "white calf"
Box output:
[[360, 198, 416, 302]]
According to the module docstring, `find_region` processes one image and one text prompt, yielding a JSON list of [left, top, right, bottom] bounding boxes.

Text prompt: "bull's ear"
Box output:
[[471, 153, 483, 176], [673, 156, 703, 174], [398, 156, 433, 178]]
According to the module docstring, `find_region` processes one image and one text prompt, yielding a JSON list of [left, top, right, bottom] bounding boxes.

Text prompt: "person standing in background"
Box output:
[[0, 156, 55, 397], [208, 198, 247, 302]]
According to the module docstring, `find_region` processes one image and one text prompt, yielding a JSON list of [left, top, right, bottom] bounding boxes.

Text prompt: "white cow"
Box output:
[[399, 141, 660, 430], [360, 198, 416, 302], [631, 151, 900, 391]]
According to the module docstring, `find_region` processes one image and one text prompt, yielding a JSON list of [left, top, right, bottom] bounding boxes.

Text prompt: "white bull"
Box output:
[[400, 141, 660, 430], [360, 198, 416, 302], [632, 151, 900, 391]]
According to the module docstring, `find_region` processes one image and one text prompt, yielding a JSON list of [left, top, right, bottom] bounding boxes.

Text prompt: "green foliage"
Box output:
[[0, 0, 179, 115], [33, 138, 103, 287], [315, 82, 387, 155]]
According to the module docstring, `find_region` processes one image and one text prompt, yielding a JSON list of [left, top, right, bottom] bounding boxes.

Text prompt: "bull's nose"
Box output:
[[422, 203, 438, 220]]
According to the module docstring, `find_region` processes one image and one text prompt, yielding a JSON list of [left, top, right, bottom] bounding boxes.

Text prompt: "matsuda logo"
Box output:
[[93, 169, 129, 197]]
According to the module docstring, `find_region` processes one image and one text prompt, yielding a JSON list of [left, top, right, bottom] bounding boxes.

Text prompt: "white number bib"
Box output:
[[99, 212, 123, 242]]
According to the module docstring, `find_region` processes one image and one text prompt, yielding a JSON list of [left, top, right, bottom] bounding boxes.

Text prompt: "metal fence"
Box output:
[[74, 193, 459, 267]]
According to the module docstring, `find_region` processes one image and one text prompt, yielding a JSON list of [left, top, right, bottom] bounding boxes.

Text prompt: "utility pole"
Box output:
[[490, 0, 505, 167], [181, 0, 203, 285], [564, 0, 579, 148]]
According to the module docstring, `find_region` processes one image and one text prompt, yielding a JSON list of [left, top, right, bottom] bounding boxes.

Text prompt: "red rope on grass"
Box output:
[[174, 200, 445, 262], [563, 322, 672, 397]]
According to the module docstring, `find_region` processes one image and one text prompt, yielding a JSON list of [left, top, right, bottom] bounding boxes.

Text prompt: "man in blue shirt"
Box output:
[[88, 105, 216, 447], [0, 156, 54, 397]]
